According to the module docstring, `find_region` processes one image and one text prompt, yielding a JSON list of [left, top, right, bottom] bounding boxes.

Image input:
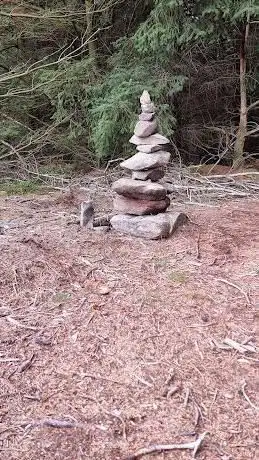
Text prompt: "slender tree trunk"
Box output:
[[233, 22, 249, 168], [85, 0, 97, 68]]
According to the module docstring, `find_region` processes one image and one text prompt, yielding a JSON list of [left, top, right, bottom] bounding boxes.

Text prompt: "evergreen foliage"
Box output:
[[0, 0, 258, 167]]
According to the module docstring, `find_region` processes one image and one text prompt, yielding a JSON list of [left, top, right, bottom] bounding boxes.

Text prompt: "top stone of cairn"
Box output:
[[140, 90, 155, 113]]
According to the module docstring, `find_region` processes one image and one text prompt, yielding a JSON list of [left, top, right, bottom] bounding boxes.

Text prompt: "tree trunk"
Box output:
[[233, 23, 249, 168], [85, 0, 97, 68]]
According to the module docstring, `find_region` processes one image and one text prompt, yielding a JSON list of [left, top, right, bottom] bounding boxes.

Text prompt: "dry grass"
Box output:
[[0, 172, 259, 460]]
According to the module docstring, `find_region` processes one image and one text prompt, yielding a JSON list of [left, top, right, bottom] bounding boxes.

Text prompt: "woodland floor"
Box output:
[[0, 169, 259, 460]]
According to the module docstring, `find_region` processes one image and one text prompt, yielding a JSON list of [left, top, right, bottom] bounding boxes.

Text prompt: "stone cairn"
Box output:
[[110, 91, 187, 239]]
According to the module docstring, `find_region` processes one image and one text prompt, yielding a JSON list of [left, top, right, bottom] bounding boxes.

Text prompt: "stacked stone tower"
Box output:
[[110, 91, 187, 239]]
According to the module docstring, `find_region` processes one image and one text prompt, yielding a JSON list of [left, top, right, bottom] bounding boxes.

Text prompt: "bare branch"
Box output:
[[247, 100, 259, 111], [0, 1, 124, 20], [0, 30, 99, 85], [124, 432, 208, 460]]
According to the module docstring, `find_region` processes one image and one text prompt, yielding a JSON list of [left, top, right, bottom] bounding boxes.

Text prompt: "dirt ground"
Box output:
[[0, 185, 258, 460]]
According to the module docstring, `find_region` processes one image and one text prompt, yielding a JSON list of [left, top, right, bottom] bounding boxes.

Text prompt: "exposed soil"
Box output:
[[0, 185, 258, 460]]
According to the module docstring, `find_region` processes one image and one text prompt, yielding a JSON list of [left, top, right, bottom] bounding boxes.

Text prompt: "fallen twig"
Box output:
[[183, 387, 190, 408], [216, 278, 250, 304], [6, 316, 38, 331], [18, 353, 35, 373], [223, 338, 256, 353], [124, 432, 208, 459], [241, 382, 259, 411], [82, 372, 130, 386]]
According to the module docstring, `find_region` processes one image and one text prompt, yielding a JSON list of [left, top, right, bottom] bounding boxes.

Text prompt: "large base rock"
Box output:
[[113, 195, 170, 215], [110, 212, 188, 239], [112, 178, 166, 200]]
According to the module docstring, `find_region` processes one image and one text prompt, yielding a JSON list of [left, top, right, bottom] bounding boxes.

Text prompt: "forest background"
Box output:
[[0, 0, 258, 174]]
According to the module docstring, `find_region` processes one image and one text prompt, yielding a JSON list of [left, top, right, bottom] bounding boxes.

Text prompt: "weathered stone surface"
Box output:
[[136, 144, 161, 153], [112, 178, 166, 200], [132, 168, 165, 182], [113, 195, 170, 215], [110, 212, 188, 239], [134, 119, 158, 138], [129, 133, 170, 146], [139, 112, 155, 121], [141, 103, 156, 113], [140, 90, 151, 105], [120, 151, 170, 171]]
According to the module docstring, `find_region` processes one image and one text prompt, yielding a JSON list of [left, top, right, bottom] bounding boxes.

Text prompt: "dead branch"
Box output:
[[124, 432, 208, 460], [18, 353, 35, 373], [223, 338, 256, 353], [183, 387, 190, 408], [0, 1, 123, 20], [0, 30, 99, 85], [6, 316, 38, 331], [241, 382, 259, 411], [216, 278, 250, 304]]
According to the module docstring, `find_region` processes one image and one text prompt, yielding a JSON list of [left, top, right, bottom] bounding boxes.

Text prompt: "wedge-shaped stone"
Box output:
[[136, 144, 161, 153], [132, 168, 165, 181], [113, 196, 170, 215], [134, 120, 158, 138], [120, 151, 170, 171], [140, 90, 151, 105], [112, 178, 166, 200], [130, 133, 170, 146], [110, 212, 188, 239]]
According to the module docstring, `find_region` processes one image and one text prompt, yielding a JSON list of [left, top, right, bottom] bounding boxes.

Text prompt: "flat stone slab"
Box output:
[[112, 178, 166, 200], [139, 112, 155, 121], [113, 195, 170, 215], [120, 151, 170, 171], [134, 120, 158, 137], [132, 168, 165, 182], [110, 212, 188, 239], [130, 133, 170, 146]]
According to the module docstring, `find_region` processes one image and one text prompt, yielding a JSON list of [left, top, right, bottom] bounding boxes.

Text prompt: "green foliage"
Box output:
[[0, 0, 258, 167], [0, 180, 41, 195]]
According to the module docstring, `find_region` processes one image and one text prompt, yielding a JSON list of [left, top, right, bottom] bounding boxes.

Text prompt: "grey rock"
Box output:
[[139, 112, 155, 121], [136, 144, 161, 153], [80, 201, 94, 228], [120, 151, 170, 171], [129, 133, 170, 146], [113, 195, 170, 215], [140, 90, 151, 105], [112, 178, 166, 200], [110, 212, 188, 239], [93, 225, 110, 233], [134, 120, 158, 138], [141, 103, 156, 113], [132, 168, 165, 182]]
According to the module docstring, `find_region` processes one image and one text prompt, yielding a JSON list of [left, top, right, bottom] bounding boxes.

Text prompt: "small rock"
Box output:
[[112, 178, 166, 200], [134, 120, 158, 138], [130, 133, 170, 146], [111, 212, 188, 239], [120, 151, 170, 171], [98, 285, 111, 295], [139, 112, 155, 121], [136, 144, 161, 153], [132, 168, 165, 182], [113, 196, 170, 215], [93, 226, 110, 233]]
